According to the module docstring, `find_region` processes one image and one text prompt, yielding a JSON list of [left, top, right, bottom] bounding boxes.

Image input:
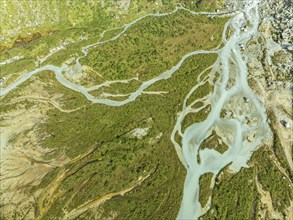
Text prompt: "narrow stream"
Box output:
[[0, 4, 230, 105]]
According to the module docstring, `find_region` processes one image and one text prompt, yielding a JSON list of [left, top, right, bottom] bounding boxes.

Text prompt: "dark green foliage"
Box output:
[[253, 147, 292, 217], [199, 172, 214, 207], [202, 167, 260, 220], [202, 145, 292, 219], [199, 130, 229, 154], [81, 10, 226, 81], [35, 53, 217, 219]]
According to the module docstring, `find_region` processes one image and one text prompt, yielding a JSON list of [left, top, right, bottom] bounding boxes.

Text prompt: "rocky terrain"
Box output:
[[245, 1, 293, 217]]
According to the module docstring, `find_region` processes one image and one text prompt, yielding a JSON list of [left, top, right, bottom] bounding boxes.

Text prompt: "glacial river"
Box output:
[[175, 0, 268, 219], [0, 1, 268, 219]]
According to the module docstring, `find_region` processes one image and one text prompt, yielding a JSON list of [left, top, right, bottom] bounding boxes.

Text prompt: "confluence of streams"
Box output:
[[0, 1, 268, 219]]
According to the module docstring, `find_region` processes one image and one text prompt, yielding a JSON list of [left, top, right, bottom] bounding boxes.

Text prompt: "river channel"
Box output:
[[0, 1, 268, 219]]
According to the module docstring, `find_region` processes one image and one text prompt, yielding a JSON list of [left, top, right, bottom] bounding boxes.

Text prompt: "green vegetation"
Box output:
[[271, 50, 292, 81], [72, 68, 105, 88], [272, 133, 292, 176], [0, 3, 227, 86], [202, 166, 260, 219], [186, 81, 213, 107], [199, 172, 214, 207], [0, 0, 227, 87], [181, 105, 211, 132], [4, 1, 271, 219], [0, 28, 88, 77], [1, 72, 22, 87], [220, 109, 227, 118], [100, 80, 142, 96], [0, 70, 90, 111], [253, 147, 292, 216], [163, 0, 224, 11], [192, 101, 205, 109], [81, 11, 226, 81], [0, 57, 35, 78], [272, 51, 287, 66], [29, 53, 217, 219], [100, 27, 125, 42], [0, 0, 223, 52], [0, 0, 166, 50], [202, 145, 292, 219], [199, 130, 229, 154]]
